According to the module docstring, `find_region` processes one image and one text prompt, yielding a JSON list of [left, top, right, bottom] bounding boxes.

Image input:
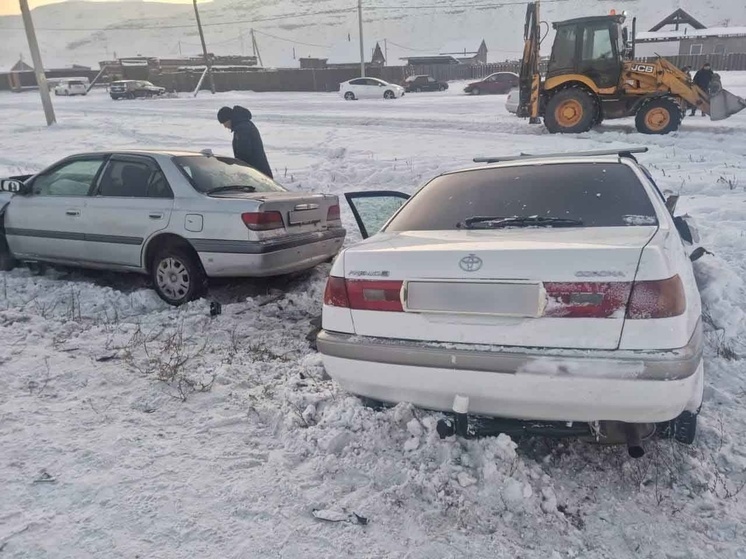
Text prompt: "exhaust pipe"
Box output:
[[624, 423, 645, 458]]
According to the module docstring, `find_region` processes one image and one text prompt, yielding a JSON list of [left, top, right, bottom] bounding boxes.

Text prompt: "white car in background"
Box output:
[[0, 150, 345, 305], [318, 149, 703, 455], [505, 88, 519, 113], [340, 78, 405, 100], [54, 79, 88, 96]]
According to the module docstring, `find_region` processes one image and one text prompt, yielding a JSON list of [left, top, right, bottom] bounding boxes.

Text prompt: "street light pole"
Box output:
[[357, 0, 365, 77], [19, 0, 55, 125], [192, 0, 215, 94]]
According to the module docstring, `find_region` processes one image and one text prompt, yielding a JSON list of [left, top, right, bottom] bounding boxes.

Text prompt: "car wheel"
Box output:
[[415, 87, 422, 93], [0, 236, 16, 272], [27, 262, 47, 276], [344, 91, 356, 101], [471, 87, 481, 95], [126, 92, 135, 100], [54, 90, 59, 96], [151, 246, 206, 306], [384, 90, 396, 99], [657, 409, 698, 444], [439, 85, 446, 92]]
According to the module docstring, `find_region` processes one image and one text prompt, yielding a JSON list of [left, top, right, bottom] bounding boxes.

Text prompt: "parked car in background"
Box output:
[[54, 79, 88, 96], [402, 75, 449, 93], [318, 149, 703, 454], [0, 150, 345, 305], [110, 80, 166, 100], [505, 88, 519, 113], [464, 72, 519, 95], [340, 78, 405, 100]]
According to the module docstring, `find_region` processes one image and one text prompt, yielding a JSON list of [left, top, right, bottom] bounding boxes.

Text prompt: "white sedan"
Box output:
[[339, 78, 405, 100], [505, 88, 519, 113], [318, 149, 703, 455]]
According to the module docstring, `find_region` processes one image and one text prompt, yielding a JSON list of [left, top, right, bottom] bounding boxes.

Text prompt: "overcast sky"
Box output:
[[0, 0, 203, 17]]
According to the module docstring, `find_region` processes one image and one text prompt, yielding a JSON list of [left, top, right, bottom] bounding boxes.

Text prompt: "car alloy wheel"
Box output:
[[344, 91, 355, 100], [472, 87, 481, 95], [384, 90, 396, 99]]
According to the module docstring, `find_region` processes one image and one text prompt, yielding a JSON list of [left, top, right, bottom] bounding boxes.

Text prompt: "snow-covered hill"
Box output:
[[1, 0, 745, 70]]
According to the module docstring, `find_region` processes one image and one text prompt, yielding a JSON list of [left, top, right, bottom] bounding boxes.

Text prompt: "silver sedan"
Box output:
[[0, 150, 345, 305]]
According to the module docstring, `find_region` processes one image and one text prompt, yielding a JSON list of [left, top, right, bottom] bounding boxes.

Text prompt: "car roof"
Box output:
[[443, 155, 634, 176], [69, 149, 209, 158]]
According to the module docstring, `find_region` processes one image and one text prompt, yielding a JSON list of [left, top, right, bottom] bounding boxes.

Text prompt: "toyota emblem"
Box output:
[[459, 254, 483, 272]]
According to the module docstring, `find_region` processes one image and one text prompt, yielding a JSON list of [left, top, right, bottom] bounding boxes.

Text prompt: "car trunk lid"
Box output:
[[341, 227, 656, 349]]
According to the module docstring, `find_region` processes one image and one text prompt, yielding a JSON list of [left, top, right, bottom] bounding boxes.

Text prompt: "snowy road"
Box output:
[[1, 79, 746, 558]]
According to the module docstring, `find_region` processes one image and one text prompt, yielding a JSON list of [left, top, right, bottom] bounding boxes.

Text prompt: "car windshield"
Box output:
[[173, 155, 286, 194], [385, 162, 659, 231]]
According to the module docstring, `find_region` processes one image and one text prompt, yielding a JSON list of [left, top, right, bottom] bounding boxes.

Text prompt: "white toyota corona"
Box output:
[[318, 149, 703, 453]]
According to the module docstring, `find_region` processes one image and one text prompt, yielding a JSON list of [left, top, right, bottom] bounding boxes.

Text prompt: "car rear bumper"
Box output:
[[193, 227, 345, 277], [317, 322, 703, 423]]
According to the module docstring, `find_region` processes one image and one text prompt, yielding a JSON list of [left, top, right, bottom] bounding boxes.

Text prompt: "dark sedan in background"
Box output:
[[464, 72, 519, 95], [403, 75, 449, 92]]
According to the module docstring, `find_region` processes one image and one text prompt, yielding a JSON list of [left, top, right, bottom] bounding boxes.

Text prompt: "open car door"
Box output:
[[343, 191, 410, 239]]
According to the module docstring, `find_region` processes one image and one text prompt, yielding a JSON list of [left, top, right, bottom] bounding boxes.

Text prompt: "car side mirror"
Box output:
[[663, 190, 679, 214], [0, 179, 27, 194]]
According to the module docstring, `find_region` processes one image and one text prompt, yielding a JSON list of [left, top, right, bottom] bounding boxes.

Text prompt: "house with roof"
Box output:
[[636, 9, 746, 57], [319, 39, 385, 69], [439, 39, 488, 64]]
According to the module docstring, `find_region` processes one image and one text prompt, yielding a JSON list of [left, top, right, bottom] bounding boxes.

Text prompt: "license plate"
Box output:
[[403, 281, 544, 317], [288, 209, 323, 225]]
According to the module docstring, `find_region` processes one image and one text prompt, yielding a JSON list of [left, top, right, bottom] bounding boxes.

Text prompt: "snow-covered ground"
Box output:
[[1, 75, 746, 558]]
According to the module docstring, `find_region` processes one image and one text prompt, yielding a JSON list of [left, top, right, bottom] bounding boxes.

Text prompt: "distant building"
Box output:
[[400, 55, 462, 66], [439, 39, 488, 64], [324, 40, 386, 68], [7, 57, 93, 92], [636, 9, 746, 57]]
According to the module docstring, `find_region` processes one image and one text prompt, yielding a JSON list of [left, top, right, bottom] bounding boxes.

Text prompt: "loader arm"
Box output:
[[517, 1, 542, 122]]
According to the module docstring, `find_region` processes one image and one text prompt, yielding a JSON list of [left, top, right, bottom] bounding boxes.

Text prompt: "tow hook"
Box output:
[[436, 394, 471, 438]]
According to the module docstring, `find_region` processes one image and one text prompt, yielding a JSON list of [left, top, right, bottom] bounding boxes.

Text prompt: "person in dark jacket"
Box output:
[[217, 105, 273, 178], [691, 63, 714, 116]]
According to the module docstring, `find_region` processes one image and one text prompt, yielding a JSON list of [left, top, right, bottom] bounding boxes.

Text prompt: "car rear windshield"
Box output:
[[173, 155, 285, 194], [385, 162, 658, 231], [69, 81, 85, 86]]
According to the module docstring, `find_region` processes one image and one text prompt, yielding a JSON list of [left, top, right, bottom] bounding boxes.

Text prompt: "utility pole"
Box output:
[[357, 0, 365, 77], [250, 29, 263, 67], [192, 0, 215, 94], [19, 0, 55, 125], [384, 38, 388, 66]]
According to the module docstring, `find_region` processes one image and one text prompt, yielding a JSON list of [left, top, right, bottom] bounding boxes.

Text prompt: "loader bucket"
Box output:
[[709, 75, 746, 121]]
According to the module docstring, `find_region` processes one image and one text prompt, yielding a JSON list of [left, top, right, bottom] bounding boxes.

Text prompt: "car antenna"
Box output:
[[473, 147, 648, 164], [200, 148, 214, 157]]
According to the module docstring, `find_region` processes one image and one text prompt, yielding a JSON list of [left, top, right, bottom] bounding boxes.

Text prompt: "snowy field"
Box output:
[[1, 76, 746, 558]]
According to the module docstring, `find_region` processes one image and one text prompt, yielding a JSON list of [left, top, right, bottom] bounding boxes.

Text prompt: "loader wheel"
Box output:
[[544, 88, 597, 134], [636, 98, 681, 135]]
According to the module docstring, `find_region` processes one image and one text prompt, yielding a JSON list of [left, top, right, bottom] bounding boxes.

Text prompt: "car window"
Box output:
[[365, 79, 382, 86], [582, 23, 613, 60], [70, 81, 85, 86], [428, 77, 435, 82], [32, 158, 105, 197], [98, 159, 171, 198], [349, 79, 366, 86], [385, 163, 658, 231], [173, 155, 286, 194]]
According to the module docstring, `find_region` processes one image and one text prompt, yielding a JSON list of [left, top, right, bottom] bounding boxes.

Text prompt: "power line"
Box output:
[[0, 7, 357, 32], [252, 29, 332, 49]]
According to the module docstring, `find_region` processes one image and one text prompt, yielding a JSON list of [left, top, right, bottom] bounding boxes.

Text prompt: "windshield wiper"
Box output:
[[457, 215, 584, 229], [207, 185, 256, 195]]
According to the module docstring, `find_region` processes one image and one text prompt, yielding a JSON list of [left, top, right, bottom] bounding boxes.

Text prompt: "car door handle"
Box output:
[[65, 209, 80, 216], [149, 213, 163, 220]]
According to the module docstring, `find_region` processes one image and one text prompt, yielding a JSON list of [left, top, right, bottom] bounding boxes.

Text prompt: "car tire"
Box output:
[[657, 410, 698, 444], [126, 92, 135, 100], [439, 85, 447, 92], [471, 87, 481, 95], [544, 87, 598, 134], [151, 246, 206, 306], [415, 87, 422, 93], [0, 236, 16, 272], [344, 91, 356, 101], [384, 90, 396, 99], [635, 98, 682, 135]]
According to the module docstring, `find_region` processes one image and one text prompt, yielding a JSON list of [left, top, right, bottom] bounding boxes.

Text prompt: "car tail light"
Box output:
[[346, 280, 404, 312], [241, 211, 284, 231], [626, 275, 686, 319], [544, 282, 632, 318], [327, 204, 341, 221], [325, 279, 403, 311], [324, 276, 350, 308]]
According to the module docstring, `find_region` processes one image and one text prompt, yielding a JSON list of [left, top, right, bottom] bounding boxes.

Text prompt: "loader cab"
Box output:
[[548, 15, 626, 90]]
